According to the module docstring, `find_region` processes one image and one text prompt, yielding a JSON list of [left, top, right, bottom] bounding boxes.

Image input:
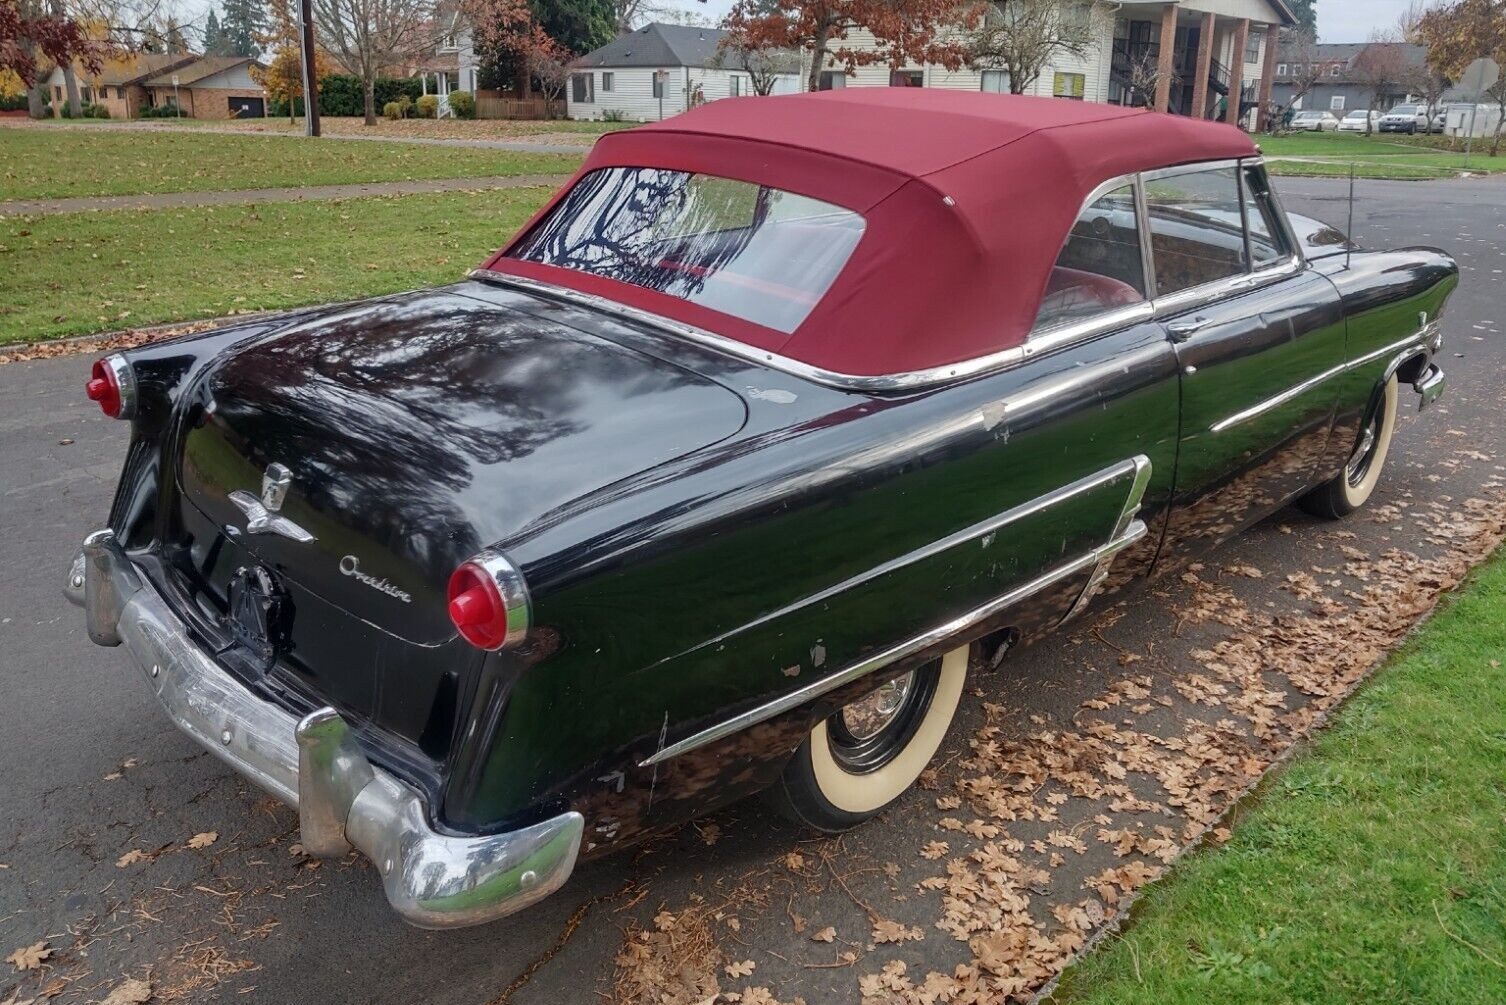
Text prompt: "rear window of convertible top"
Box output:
[[507, 167, 866, 335]]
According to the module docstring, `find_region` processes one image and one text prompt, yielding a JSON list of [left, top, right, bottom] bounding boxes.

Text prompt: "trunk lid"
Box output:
[[173, 289, 748, 651]]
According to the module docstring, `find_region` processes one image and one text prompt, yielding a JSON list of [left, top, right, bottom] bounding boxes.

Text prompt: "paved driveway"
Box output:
[[1, 176, 1503, 1004]]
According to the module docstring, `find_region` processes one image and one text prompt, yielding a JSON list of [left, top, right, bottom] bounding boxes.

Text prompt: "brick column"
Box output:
[[1153, 3, 1178, 113], [1257, 27, 1280, 130], [1191, 11, 1216, 119], [1226, 17, 1250, 127]]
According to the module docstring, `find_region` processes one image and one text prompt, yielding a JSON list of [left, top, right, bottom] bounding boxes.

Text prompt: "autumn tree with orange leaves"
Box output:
[[724, 0, 982, 93], [1416, 0, 1506, 155], [252, 0, 333, 121]]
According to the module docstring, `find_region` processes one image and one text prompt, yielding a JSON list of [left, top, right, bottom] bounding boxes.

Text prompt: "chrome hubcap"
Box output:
[[1346, 419, 1379, 486], [839, 672, 916, 742]]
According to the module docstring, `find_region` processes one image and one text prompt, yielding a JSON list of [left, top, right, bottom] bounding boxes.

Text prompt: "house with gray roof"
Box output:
[[567, 23, 800, 122]]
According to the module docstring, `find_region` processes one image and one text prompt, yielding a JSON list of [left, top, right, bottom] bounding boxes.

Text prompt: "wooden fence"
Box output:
[[474, 93, 566, 120]]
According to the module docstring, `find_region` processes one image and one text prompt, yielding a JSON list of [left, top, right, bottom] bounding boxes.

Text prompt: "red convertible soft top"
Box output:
[[485, 89, 1258, 378]]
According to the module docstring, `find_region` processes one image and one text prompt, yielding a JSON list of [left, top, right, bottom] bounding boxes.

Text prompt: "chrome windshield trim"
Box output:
[[640, 455, 1153, 767], [1141, 157, 1248, 182]]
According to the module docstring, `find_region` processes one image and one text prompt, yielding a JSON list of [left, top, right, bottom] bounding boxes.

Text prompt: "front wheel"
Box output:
[[1300, 374, 1399, 520], [765, 645, 969, 833]]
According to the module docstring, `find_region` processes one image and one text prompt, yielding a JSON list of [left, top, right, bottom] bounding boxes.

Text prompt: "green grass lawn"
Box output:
[[0, 188, 553, 342], [1261, 132, 1506, 178], [1050, 548, 1506, 1004], [0, 129, 579, 201]]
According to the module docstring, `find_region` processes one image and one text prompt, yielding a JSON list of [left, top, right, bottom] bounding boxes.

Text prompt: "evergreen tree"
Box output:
[[530, 0, 613, 55], [165, 16, 190, 53], [221, 0, 269, 57], [203, 8, 227, 55], [1285, 0, 1318, 41]]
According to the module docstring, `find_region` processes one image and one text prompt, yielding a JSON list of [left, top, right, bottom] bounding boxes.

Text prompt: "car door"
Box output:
[[1148, 161, 1347, 564]]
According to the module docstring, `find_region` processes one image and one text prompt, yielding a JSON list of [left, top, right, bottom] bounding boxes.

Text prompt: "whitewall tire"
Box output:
[[765, 644, 969, 832], [1301, 374, 1399, 519]]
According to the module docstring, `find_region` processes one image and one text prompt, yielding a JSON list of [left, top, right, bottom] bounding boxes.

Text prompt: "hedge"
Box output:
[[316, 74, 422, 116]]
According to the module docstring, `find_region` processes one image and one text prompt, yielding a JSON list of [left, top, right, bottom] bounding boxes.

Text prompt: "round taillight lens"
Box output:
[[86, 358, 123, 418], [448, 561, 510, 650]]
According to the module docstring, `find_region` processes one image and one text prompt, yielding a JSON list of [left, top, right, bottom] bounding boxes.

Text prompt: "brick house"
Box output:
[[44, 53, 198, 118], [141, 56, 269, 119]]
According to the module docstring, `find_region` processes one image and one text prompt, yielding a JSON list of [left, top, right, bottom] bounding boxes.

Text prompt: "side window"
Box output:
[[1241, 166, 1290, 269], [1032, 183, 1147, 333], [1144, 166, 1246, 297]]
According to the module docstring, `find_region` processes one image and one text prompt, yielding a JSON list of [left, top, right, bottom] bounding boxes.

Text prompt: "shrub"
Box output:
[[397, 94, 413, 118], [139, 104, 188, 118], [415, 94, 439, 119], [317, 74, 422, 116], [383, 100, 403, 120], [601, 108, 627, 122], [84, 103, 110, 119], [448, 90, 475, 119], [0, 93, 28, 112]]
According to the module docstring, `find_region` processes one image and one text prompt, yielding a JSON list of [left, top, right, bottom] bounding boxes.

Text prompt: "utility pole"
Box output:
[[297, 0, 322, 137]]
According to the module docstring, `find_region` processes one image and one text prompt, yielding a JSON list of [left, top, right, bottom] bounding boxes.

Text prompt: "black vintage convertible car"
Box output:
[[66, 90, 1455, 927]]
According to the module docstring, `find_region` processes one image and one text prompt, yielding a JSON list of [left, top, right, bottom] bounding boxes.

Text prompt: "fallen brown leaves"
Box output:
[[0, 320, 228, 365], [5, 942, 50, 972], [610, 484, 1506, 1005]]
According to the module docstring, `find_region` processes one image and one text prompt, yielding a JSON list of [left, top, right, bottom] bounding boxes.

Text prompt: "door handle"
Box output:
[[1166, 316, 1211, 341]]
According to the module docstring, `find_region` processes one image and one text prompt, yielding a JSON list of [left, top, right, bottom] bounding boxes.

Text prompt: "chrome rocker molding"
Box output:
[[65, 530, 584, 929], [641, 455, 1153, 767]]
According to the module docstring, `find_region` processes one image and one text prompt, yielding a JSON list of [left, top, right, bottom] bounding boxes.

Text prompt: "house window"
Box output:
[[1330, 64, 1341, 76], [818, 71, 846, 90], [1032, 183, 1146, 333], [1276, 63, 1287, 76], [1053, 72, 1086, 100], [889, 70, 923, 87], [1331, 95, 1346, 111], [1061, 2, 1092, 35], [652, 73, 665, 99], [981, 69, 1010, 93], [1245, 35, 1260, 64], [116, 87, 126, 99], [571, 73, 593, 103], [601, 72, 614, 93], [729, 75, 742, 97]]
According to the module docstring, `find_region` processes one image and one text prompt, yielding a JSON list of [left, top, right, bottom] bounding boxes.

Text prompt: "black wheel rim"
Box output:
[[825, 660, 941, 774]]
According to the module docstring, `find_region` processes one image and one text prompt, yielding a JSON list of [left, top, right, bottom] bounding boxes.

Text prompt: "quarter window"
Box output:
[[1144, 167, 1247, 296], [1033, 183, 1147, 333], [1241, 166, 1289, 269]]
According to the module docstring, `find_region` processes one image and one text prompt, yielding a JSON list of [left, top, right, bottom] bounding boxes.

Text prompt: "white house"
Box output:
[[567, 22, 800, 122], [807, 0, 1296, 130]]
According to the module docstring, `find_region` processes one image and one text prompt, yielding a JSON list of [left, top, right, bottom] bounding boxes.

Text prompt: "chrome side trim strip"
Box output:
[[1209, 324, 1433, 434], [1152, 255, 1303, 319], [640, 456, 1153, 767], [694, 457, 1148, 652], [1061, 454, 1154, 623]]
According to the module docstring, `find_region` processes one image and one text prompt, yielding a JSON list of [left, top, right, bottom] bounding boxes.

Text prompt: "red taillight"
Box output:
[[86, 359, 122, 417], [85, 355, 134, 419], [447, 557, 528, 650]]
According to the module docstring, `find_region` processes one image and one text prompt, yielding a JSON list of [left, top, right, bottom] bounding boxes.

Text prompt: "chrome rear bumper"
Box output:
[[65, 530, 583, 929]]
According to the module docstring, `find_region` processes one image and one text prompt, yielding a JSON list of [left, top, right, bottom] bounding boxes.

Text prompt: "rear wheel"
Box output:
[[1300, 374, 1399, 520], [765, 645, 969, 832]]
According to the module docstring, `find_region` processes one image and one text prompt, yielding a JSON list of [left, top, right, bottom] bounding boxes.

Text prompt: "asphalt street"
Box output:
[[1, 174, 1502, 1004]]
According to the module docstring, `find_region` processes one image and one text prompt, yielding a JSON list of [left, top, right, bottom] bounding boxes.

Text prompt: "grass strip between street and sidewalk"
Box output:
[[1049, 547, 1506, 1004], [0, 187, 555, 343], [1259, 133, 1506, 179], [0, 128, 582, 201]]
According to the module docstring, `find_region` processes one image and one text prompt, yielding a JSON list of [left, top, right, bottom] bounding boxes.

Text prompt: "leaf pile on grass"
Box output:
[[611, 467, 1506, 1004]]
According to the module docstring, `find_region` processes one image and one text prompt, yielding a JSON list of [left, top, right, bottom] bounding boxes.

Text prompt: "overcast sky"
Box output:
[[171, 0, 1411, 49]]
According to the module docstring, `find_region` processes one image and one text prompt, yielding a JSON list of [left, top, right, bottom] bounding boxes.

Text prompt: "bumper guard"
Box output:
[[65, 530, 583, 929]]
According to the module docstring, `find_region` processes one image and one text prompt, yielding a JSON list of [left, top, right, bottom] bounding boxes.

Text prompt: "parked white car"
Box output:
[[1338, 109, 1382, 133], [1290, 109, 1340, 131], [1378, 104, 1436, 134]]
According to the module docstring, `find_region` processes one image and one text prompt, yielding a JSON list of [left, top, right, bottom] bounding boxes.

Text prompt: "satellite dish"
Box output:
[[1459, 57, 1500, 98]]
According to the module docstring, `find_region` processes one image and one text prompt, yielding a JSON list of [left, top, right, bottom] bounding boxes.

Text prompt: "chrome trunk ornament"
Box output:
[[229, 463, 314, 542]]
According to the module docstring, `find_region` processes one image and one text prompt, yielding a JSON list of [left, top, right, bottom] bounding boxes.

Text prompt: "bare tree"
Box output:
[[1397, 0, 1450, 119], [967, 0, 1093, 96], [615, 0, 705, 34], [1120, 48, 1165, 107], [1273, 31, 1322, 124], [1350, 34, 1408, 133], [713, 33, 791, 95], [534, 52, 570, 114], [313, 0, 436, 125]]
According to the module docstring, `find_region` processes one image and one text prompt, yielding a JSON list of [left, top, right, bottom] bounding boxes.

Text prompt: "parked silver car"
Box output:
[[1290, 109, 1340, 131], [1379, 104, 1441, 134], [1338, 109, 1383, 133]]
